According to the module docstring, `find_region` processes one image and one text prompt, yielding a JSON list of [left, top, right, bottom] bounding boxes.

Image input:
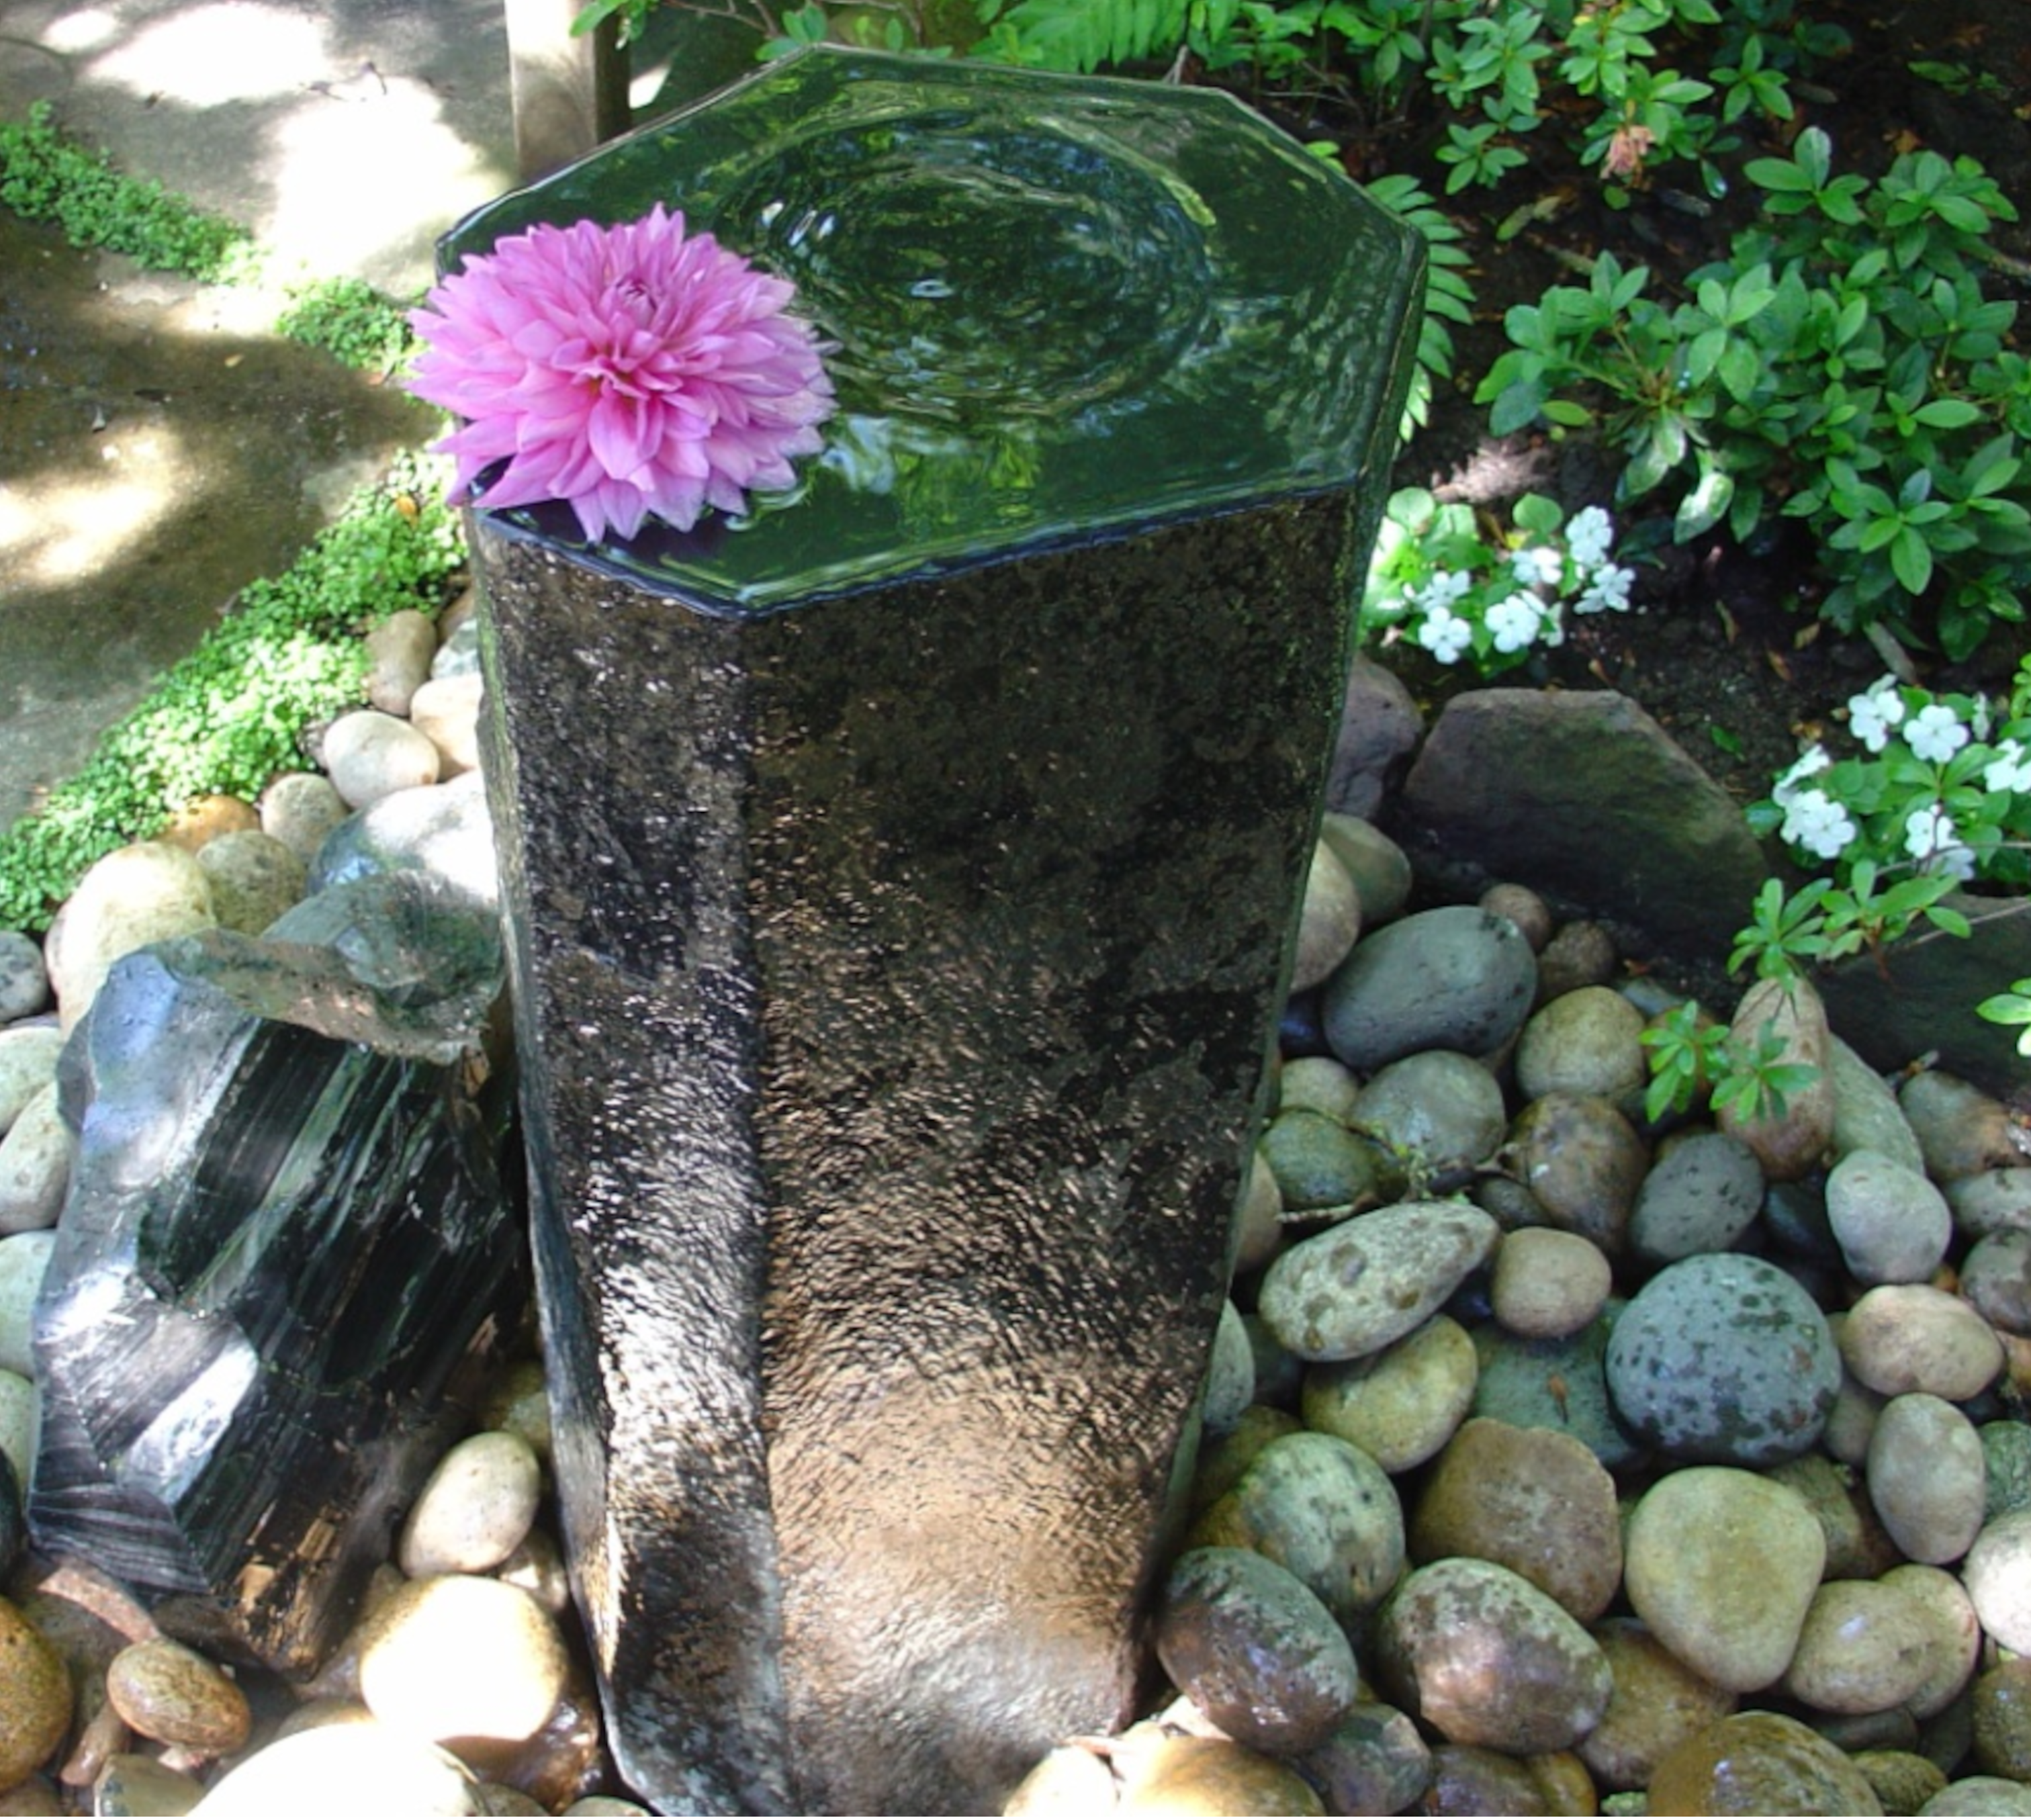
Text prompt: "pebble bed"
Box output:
[[3, 600, 2031, 1815]]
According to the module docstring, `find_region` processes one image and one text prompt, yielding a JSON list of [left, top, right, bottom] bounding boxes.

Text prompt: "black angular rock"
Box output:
[[28, 873, 523, 1673]]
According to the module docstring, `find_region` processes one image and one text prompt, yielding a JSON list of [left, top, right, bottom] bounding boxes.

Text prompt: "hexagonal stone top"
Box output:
[[441, 46, 1425, 612]]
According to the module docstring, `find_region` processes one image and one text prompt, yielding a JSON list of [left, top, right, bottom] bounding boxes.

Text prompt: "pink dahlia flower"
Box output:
[[406, 204, 833, 542]]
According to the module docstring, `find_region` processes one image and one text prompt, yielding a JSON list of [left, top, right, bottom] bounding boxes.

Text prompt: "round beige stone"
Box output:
[[366, 609, 439, 717], [195, 829, 308, 935], [1290, 842, 1361, 995], [1623, 1465, 1826, 1693], [321, 709, 443, 810], [1648, 1711, 1884, 1816], [1300, 1313, 1477, 1473], [106, 1637, 252, 1754], [398, 1430, 543, 1579], [0, 1598, 71, 1787], [1882, 1563, 1981, 1720], [1964, 1510, 2031, 1655], [1868, 1393, 1987, 1565], [1780, 1578, 1936, 1717], [357, 1576, 568, 1745], [1116, 1733, 1324, 1816], [188, 1718, 482, 1815], [410, 673, 484, 778], [259, 771, 351, 864], [157, 794, 259, 851], [0, 1026, 63, 1138], [1841, 1285, 2004, 1401], [48, 841, 216, 1030], [0, 1084, 72, 1236], [1490, 1227, 1613, 1340]]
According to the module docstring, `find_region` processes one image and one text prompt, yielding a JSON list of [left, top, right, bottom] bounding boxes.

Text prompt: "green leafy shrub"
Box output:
[[1477, 128, 2031, 657], [0, 455, 464, 932], [275, 276, 418, 374], [0, 101, 253, 280]]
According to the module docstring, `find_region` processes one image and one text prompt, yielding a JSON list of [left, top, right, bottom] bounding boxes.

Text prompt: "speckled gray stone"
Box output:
[[1321, 907, 1538, 1072], [1627, 1130, 1763, 1266], [1605, 1253, 1839, 1465], [0, 934, 50, 1023]]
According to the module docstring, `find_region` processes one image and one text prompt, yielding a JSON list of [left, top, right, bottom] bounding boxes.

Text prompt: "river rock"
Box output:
[[1320, 907, 1537, 1071], [259, 772, 351, 865], [1767, 1453, 1899, 1581], [1202, 1302, 1254, 1437], [1300, 1314, 1477, 1472], [1001, 1739, 1117, 1814], [322, 709, 442, 809], [1277, 1056, 1361, 1125], [0, 1232, 53, 1377], [1829, 1038, 1926, 1174], [1502, 1091, 1648, 1254], [1490, 1228, 1612, 1339], [1324, 655, 1422, 823], [1780, 1578, 1936, 1716], [1188, 1430, 1404, 1626], [1963, 1231, 2031, 1336], [187, 1717, 484, 1815], [1474, 1312, 1645, 1471], [1628, 1129, 1764, 1266], [1827, 1150, 1953, 1285], [1153, 1548, 1359, 1756], [1949, 1171, 2031, 1242], [1258, 1201, 1498, 1362], [1963, 1510, 2031, 1654], [1883, 1563, 1983, 1721], [1579, 1618, 1735, 1792], [93, 1753, 206, 1816], [1972, 1660, 2031, 1781], [1717, 976, 1836, 1181], [1606, 1253, 1840, 1465], [0, 1595, 71, 1786], [1868, 1394, 1987, 1565], [0, 1085, 69, 1235], [1901, 1071, 2029, 1183], [105, 1638, 252, 1754], [1920, 1776, 2031, 1815], [1295, 1702, 1432, 1817], [1408, 1418, 1622, 1623], [1840, 1285, 2005, 1401], [398, 1431, 543, 1580], [0, 1370, 34, 1488], [1375, 1556, 1611, 1754], [1350, 1052, 1506, 1173], [0, 1026, 63, 1136], [195, 830, 308, 936], [1985, 1423, 2031, 1521], [48, 840, 217, 1030], [1114, 1733, 1323, 1817], [1648, 1711, 1885, 1817], [1291, 844, 1361, 994], [359, 1576, 569, 1745], [1623, 1465, 1826, 1692], [0, 933, 49, 1022], [1259, 1109, 1389, 1214], [366, 610, 439, 717], [1317, 814, 1411, 927], [1515, 985, 1648, 1113], [308, 771, 498, 911]]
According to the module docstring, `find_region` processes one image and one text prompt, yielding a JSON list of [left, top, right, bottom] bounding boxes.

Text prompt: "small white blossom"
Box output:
[[1576, 562, 1634, 614], [1486, 592, 1544, 653], [1772, 744, 1832, 808], [1848, 677, 1907, 753], [1510, 545, 1562, 588], [1566, 505, 1615, 572], [1985, 737, 2031, 795], [1415, 568, 1472, 614], [1780, 788, 1857, 862], [1907, 702, 1970, 765], [1905, 803, 1977, 879], [1418, 603, 1472, 664], [1973, 696, 1993, 739]]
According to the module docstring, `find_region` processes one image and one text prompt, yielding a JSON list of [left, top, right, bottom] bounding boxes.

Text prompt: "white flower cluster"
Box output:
[[1410, 503, 1635, 666], [1772, 746, 1856, 862]]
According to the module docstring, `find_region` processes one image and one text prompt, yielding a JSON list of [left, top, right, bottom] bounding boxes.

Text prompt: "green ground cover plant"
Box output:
[[274, 275, 420, 375], [0, 455, 463, 931]]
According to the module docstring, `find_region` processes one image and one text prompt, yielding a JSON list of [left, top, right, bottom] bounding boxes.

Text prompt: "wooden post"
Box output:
[[504, 0, 630, 183]]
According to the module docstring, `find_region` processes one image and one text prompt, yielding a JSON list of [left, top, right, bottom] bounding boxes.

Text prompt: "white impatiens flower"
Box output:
[[1907, 702, 1970, 765], [1486, 592, 1544, 653], [1510, 545, 1562, 588], [1985, 737, 2031, 795], [1576, 562, 1634, 615], [1566, 505, 1615, 572], [1848, 678, 1906, 753], [1905, 803, 1977, 879], [1418, 603, 1472, 664], [1772, 744, 1832, 808], [1415, 568, 1472, 614], [1780, 788, 1857, 862]]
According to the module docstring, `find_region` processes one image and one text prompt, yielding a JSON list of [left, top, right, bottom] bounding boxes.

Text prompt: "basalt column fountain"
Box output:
[[453, 46, 1423, 1815]]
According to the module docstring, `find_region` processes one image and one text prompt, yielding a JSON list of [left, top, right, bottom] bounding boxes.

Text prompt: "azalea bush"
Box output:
[[1361, 487, 1635, 674]]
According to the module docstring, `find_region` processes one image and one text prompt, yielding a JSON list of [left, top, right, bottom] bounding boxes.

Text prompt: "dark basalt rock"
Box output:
[[28, 873, 522, 1674]]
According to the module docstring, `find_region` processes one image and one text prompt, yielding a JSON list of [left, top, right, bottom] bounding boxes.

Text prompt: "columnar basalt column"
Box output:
[[454, 46, 1423, 1815]]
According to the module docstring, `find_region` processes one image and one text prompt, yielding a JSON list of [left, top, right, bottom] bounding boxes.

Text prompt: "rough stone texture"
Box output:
[[1324, 655, 1423, 822], [308, 773, 499, 911], [1649, 1711, 1885, 1817], [475, 489, 1372, 1815], [26, 875, 521, 1672], [1821, 894, 2031, 1097], [1398, 688, 1768, 953]]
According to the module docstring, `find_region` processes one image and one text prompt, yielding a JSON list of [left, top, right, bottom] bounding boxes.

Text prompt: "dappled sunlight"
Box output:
[[0, 432, 186, 587], [40, 7, 122, 54], [83, 3, 328, 105]]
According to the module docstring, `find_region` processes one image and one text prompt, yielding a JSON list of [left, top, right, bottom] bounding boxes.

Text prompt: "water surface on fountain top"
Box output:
[[441, 46, 1424, 612]]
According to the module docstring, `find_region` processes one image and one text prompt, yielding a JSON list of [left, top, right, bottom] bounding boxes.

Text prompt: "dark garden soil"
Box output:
[[1264, 0, 2031, 816]]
